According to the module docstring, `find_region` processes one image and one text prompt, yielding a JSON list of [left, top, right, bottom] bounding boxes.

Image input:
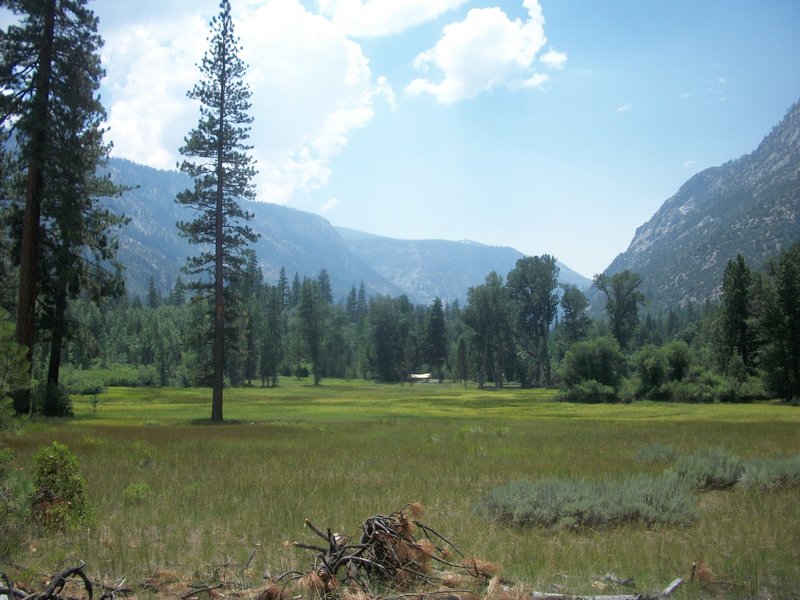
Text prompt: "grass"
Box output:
[[2, 379, 800, 599]]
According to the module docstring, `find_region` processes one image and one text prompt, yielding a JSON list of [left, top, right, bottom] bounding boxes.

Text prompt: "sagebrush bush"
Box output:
[[634, 442, 676, 464], [476, 473, 696, 529], [30, 442, 90, 529], [672, 447, 745, 490], [739, 455, 800, 491]]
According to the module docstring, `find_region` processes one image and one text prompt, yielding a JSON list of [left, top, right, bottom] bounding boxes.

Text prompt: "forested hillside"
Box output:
[[103, 159, 591, 304]]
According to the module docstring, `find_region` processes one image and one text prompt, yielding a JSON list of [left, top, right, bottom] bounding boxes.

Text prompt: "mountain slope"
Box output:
[[337, 227, 591, 304], [595, 100, 800, 311], [103, 159, 401, 301], [105, 158, 590, 304]]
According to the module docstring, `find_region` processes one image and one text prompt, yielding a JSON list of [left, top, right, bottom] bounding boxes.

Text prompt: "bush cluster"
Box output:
[[479, 446, 800, 531], [476, 473, 696, 529], [671, 447, 800, 491]]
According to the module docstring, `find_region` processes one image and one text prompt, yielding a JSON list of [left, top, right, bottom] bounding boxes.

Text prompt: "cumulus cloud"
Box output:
[[318, 0, 468, 37], [404, 0, 552, 104], [100, 0, 394, 203], [540, 48, 567, 70], [102, 17, 207, 168]]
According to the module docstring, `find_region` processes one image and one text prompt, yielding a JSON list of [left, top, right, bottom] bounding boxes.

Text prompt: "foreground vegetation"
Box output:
[[2, 381, 799, 599]]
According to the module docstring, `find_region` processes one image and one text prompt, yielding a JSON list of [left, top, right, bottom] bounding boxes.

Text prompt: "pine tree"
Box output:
[[2, 0, 124, 413], [426, 297, 447, 381], [717, 255, 754, 370], [176, 0, 258, 422]]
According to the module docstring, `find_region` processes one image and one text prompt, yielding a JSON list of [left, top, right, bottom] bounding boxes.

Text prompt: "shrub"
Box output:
[[122, 482, 153, 505], [476, 473, 695, 529], [38, 382, 73, 417], [30, 442, 90, 529], [739, 455, 800, 491], [557, 379, 617, 403], [632, 344, 669, 399], [672, 447, 745, 490], [561, 336, 626, 388], [634, 442, 676, 464]]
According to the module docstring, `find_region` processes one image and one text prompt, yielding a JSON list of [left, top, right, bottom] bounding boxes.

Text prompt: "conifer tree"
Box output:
[[1, 0, 124, 413], [426, 297, 447, 381], [717, 254, 754, 370], [176, 0, 258, 422]]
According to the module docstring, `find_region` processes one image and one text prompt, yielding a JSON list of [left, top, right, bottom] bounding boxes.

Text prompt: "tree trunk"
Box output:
[[43, 281, 67, 416], [14, 0, 57, 414], [212, 171, 225, 422], [211, 31, 228, 423]]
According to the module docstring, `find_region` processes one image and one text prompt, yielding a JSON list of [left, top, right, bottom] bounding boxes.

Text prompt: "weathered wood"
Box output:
[[530, 577, 683, 600]]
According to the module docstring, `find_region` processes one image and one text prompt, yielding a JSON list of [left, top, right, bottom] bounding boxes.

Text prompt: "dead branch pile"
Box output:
[[274, 503, 683, 600], [277, 502, 492, 598]]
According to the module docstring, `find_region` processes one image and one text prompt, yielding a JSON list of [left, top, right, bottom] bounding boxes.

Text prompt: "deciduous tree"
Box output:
[[507, 255, 560, 385], [593, 270, 646, 351]]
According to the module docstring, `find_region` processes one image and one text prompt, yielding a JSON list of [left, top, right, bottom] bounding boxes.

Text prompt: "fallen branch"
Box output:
[[530, 577, 683, 600], [0, 562, 114, 600]]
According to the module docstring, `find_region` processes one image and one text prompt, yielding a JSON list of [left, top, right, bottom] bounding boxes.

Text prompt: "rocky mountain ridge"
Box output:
[[597, 100, 800, 311]]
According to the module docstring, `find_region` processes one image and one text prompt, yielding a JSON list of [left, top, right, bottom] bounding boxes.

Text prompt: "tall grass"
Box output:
[[1, 381, 799, 598]]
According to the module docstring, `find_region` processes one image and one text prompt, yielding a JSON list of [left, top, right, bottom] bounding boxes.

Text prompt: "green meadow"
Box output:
[[3, 380, 800, 598]]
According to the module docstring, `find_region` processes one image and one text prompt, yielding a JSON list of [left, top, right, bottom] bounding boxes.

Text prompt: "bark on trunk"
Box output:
[[14, 0, 57, 415]]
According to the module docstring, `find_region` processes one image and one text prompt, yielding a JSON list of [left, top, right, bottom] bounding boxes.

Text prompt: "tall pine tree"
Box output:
[[1, 0, 124, 413], [177, 0, 258, 422]]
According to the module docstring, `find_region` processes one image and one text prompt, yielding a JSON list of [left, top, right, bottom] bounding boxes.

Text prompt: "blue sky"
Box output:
[[39, 1, 800, 277]]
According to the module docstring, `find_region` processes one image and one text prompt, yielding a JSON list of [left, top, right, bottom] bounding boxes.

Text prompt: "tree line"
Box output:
[[2, 2, 798, 424], [11, 241, 797, 410]]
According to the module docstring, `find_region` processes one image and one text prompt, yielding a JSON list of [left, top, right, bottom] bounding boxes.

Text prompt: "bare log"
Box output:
[[530, 577, 683, 600]]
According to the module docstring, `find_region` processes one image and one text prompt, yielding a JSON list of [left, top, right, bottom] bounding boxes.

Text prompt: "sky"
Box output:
[[11, 1, 800, 278]]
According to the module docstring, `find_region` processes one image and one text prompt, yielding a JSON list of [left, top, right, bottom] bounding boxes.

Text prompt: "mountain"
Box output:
[[337, 227, 591, 304], [102, 159, 402, 302], [103, 158, 590, 304], [594, 100, 800, 312]]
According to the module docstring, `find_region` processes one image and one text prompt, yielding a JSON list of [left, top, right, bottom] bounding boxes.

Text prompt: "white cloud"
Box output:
[[318, 0, 468, 37], [404, 0, 551, 104], [100, 0, 394, 204], [616, 103, 633, 113], [540, 48, 567, 70], [102, 18, 207, 168], [683, 160, 696, 169], [320, 197, 340, 212]]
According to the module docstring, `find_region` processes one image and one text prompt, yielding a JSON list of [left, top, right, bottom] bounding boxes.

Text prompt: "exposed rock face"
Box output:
[[596, 100, 800, 312]]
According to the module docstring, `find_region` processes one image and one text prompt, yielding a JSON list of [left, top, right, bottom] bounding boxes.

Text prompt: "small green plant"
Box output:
[[122, 482, 153, 505], [30, 441, 90, 529]]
